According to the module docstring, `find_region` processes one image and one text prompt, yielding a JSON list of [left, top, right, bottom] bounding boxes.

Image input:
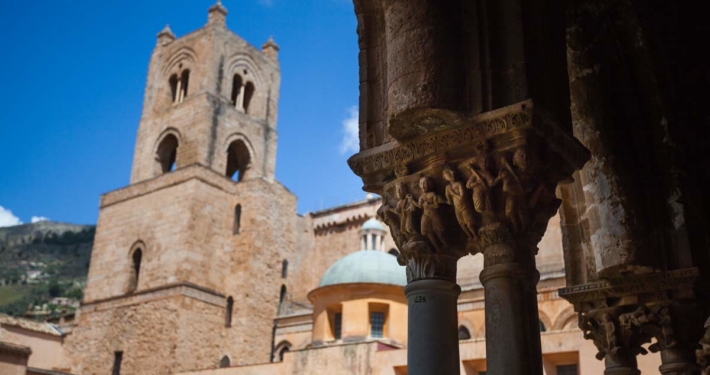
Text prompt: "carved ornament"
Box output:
[[369, 100, 589, 282], [558, 268, 700, 305]]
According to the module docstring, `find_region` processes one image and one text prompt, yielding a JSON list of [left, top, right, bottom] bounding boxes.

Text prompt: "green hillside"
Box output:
[[0, 221, 94, 317]]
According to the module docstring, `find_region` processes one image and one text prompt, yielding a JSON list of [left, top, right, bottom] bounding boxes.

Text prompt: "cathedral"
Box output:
[[1, 1, 709, 375]]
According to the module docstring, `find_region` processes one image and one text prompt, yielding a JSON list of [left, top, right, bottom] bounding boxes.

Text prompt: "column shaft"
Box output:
[[480, 261, 542, 375], [604, 352, 640, 375], [660, 348, 701, 375], [405, 279, 461, 375]]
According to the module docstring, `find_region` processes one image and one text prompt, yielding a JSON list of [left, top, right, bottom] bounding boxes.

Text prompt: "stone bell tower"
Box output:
[[64, 3, 298, 374]]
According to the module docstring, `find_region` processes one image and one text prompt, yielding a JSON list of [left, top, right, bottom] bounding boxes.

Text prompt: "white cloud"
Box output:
[[31, 216, 50, 223], [0, 206, 22, 227], [339, 106, 359, 155]]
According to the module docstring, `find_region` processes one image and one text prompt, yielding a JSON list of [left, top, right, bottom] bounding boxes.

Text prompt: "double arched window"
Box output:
[[168, 69, 190, 104], [230, 73, 255, 114], [169, 69, 190, 104]]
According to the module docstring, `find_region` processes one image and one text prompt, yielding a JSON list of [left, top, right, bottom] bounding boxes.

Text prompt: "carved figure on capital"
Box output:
[[579, 313, 621, 360], [412, 176, 447, 253], [619, 306, 654, 329], [392, 182, 418, 236], [466, 165, 494, 216], [651, 306, 677, 351], [493, 159, 528, 233], [443, 166, 478, 240]]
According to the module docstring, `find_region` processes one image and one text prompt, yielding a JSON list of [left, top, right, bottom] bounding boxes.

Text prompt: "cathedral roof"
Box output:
[[319, 250, 406, 287], [361, 217, 385, 231]]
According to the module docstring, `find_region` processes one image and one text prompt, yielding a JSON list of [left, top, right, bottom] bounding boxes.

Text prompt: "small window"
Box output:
[[219, 355, 230, 368], [281, 259, 288, 278], [156, 134, 179, 174], [557, 365, 578, 375], [458, 326, 471, 340], [273, 341, 292, 362], [539, 320, 547, 332], [243, 82, 255, 113], [112, 351, 123, 375], [225, 296, 233, 327], [128, 249, 142, 293], [233, 204, 242, 234], [278, 346, 289, 362], [370, 312, 384, 338], [278, 285, 287, 314], [333, 312, 342, 340]]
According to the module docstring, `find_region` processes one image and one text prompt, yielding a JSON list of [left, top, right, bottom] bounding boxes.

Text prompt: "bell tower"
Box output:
[[65, 3, 297, 374], [130, 0, 280, 185]]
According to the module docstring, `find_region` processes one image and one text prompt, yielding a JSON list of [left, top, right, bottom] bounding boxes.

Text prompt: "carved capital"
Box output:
[[579, 308, 653, 361], [365, 101, 588, 282]]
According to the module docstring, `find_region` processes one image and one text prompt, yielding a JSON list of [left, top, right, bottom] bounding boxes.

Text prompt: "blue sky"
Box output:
[[0, 0, 369, 226]]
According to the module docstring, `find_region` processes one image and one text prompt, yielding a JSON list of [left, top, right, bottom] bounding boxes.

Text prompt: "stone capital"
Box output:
[[353, 100, 589, 282]]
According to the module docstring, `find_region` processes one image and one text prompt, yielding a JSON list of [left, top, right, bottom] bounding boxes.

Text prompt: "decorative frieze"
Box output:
[[559, 268, 699, 305]]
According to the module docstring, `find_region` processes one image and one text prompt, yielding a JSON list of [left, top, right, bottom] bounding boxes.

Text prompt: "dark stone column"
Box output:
[[479, 248, 542, 375], [405, 278, 461, 375]]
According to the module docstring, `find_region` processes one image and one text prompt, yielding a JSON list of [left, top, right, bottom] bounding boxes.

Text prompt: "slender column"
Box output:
[[405, 279, 461, 375], [479, 239, 542, 375], [237, 84, 245, 111], [175, 79, 183, 104]]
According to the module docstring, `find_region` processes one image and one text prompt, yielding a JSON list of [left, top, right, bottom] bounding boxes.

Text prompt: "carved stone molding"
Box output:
[[578, 308, 653, 361], [348, 100, 590, 193], [559, 268, 700, 305]]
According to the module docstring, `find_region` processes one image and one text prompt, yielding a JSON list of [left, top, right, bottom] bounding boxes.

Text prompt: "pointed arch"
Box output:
[[219, 355, 230, 368], [154, 129, 181, 175], [457, 318, 475, 340], [224, 134, 255, 181], [458, 325, 471, 340], [273, 341, 292, 362], [553, 306, 578, 331], [538, 309, 553, 333], [161, 47, 197, 77]]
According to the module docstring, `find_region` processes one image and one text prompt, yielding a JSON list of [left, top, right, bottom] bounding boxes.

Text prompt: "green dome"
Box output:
[[319, 250, 406, 287]]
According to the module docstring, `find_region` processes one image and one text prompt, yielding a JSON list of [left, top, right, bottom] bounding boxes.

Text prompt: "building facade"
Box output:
[[2, 2, 707, 375]]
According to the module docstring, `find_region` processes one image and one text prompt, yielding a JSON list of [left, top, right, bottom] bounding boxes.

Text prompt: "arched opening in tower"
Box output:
[[155, 134, 179, 174], [225, 140, 251, 181]]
